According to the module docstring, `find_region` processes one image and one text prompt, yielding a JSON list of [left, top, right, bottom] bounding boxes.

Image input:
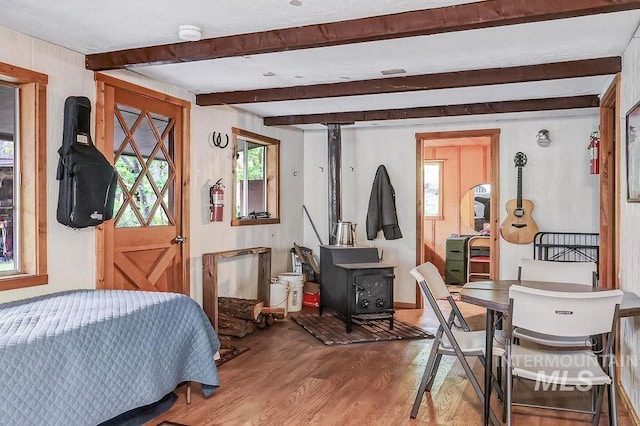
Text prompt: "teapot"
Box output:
[[335, 221, 357, 246]]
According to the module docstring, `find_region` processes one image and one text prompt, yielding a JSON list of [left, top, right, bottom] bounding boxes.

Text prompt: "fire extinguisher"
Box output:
[[588, 131, 600, 175], [209, 178, 224, 222]]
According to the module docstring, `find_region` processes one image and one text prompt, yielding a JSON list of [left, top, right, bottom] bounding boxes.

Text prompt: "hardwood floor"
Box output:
[[147, 301, 633, 425]]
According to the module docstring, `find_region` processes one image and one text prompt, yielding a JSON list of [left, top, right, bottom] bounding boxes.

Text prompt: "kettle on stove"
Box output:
[[335, 221, 357, 246]]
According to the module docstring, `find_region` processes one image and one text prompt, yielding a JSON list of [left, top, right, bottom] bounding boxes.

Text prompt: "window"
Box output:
[[0, 62, 48, 290], [423, 161, 443, 218], [112, 107, 174, 228], [231, 127, 279, 226]]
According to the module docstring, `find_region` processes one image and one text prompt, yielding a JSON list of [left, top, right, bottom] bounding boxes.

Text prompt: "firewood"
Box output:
[[218, 312, 249, 337], [261, 307, 286, 319], [218, 297, 264, 321]]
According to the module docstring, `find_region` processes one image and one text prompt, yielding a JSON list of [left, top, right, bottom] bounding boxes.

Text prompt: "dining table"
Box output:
[[460, 279, 640, 426]]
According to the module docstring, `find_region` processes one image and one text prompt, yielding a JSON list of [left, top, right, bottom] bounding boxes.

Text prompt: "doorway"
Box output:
[[94, 75, 191, 295], [415, 130, 500, 307]]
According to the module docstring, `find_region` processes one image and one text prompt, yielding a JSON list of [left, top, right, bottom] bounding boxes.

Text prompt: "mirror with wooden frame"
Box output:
[[231, 127, 280, 226]]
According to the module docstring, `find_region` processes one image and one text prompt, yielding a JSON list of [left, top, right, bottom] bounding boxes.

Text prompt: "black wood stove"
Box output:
[[319, 246, 395, 333]]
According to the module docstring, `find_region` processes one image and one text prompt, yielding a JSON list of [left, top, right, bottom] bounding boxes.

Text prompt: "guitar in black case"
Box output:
[[56, 96, 117, 229]]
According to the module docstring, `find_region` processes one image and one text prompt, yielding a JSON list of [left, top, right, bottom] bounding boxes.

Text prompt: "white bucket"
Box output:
[[278, 272, 304, 313], [269, 280, 289, 316]]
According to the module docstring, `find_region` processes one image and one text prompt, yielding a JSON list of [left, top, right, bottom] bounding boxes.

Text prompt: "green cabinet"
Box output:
[[445, 237, 468, 284]]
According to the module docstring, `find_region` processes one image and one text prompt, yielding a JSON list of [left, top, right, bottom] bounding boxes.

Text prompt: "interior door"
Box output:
[[95, 78, 189, 295]]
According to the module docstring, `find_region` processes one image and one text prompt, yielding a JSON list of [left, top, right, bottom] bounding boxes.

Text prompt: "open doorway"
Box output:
[[415, 130, 500, 307]]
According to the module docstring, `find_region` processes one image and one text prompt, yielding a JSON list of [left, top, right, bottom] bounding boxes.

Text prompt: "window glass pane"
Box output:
[[0, 83, 16, 273], [424, 162, 442, 217], [235, 139, 267, 218], [113, 107, 174, 228]]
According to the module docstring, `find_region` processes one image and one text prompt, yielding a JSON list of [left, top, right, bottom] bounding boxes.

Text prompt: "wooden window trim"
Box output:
[[231, 127, 280, 227], [0, 62, 48, 291]]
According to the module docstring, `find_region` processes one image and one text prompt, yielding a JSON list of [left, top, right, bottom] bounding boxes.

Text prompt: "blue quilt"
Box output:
[[0, 289, 221, 425]]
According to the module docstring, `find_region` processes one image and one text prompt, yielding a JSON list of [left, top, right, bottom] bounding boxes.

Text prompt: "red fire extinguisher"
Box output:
[[588, 131, 600, 175], [209, 178, 224, 222]]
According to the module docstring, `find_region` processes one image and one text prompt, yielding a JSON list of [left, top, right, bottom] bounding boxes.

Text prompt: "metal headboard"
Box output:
[[533, 232, 599, 265]]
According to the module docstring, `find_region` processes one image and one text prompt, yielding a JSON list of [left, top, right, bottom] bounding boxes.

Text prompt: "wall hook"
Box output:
[[319, 166, 324, 172]]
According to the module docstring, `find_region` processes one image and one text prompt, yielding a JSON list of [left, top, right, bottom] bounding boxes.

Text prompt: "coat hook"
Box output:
[[350, 167, 355, 172], [319, 166, 324, 172]]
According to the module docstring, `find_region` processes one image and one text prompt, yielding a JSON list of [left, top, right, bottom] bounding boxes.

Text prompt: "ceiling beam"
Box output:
[[197, 57, 620, 105], [86, 0, 640, 70], [263, 95, 600, 126]]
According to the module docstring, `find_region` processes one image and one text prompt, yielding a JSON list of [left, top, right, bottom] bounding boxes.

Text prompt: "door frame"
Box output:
[[599, 74, 620, 291], [93, 73, 191, 294], [415, 129, 500, 308]]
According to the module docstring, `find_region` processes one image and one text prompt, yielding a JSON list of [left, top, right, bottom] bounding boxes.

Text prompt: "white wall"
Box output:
[[619, 26, 640, 417], [303, 114, 600, 304], [0, 25, 304, 304]]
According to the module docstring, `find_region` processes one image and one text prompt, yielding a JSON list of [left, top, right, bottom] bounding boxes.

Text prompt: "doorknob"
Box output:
[[173, 236, 187, 244]]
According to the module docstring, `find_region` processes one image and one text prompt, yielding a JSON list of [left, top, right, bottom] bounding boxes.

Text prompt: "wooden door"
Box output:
[[95, 76, 190, 295]]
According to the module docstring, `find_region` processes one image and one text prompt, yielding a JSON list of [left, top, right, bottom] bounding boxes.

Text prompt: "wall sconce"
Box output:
[[536, 129, 551, 147]]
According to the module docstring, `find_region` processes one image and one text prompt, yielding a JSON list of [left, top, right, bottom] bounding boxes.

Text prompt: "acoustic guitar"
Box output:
[[500, 152, 538, 244]]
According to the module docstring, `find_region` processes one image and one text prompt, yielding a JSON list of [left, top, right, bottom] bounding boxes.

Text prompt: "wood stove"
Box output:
[[319, 246, 395, 333]]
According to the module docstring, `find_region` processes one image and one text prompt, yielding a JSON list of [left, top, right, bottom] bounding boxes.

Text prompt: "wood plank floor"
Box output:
[[147, 301, 633, 425]]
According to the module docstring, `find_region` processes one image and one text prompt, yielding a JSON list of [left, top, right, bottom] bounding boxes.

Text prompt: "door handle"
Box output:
[[173, 235, 187, 244]]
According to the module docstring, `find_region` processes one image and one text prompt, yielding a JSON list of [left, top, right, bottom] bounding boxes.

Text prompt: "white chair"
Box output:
[[504, 285, 623, 425], [515, 259, 598, 347], [409, 262, 503, 423], [518, 258, 597, 286]]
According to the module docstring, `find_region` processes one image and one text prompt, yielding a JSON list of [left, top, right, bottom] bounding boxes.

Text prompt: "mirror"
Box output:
[[460, 183, 490, 233]]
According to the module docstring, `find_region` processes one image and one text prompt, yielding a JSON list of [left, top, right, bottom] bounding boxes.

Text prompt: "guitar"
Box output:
[[500, 152, 538, 244]]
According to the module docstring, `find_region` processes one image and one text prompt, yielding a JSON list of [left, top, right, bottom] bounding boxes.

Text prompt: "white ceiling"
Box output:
[[0, 0, 639, 130]]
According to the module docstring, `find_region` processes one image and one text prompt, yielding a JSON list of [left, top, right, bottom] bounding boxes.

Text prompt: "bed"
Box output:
[[0, 289, 221, 425]]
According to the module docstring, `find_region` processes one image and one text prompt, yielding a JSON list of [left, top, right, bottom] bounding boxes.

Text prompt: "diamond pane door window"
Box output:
[[113, 105, 175, 228]]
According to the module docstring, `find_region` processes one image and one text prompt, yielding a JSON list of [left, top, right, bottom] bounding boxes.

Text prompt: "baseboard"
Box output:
[[394, 302, 416, 309], [618, 382, 640, 426]]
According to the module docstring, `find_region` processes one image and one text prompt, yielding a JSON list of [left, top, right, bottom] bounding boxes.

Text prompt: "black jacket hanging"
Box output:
[[366, 165, 402, 240]]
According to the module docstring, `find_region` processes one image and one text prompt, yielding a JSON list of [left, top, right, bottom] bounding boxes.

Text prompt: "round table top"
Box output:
[[459, 279, 640, 317]]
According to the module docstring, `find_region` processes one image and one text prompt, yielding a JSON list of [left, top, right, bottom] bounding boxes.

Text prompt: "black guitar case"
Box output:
[[56, 96, 117, 229]]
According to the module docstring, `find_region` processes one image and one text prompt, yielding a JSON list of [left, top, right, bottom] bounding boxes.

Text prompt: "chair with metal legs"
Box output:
[[409, 262, 503, 423], [504, 285, 622, 425], [515, 259, 598, 347]]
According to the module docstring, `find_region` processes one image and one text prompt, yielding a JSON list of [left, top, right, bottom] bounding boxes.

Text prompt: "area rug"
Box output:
[[292, 313, 433, 346], [216, 344, 249, 366]]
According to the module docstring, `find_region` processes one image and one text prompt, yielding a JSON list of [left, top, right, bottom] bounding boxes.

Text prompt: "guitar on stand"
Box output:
[[500, 152, 538, 244]]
